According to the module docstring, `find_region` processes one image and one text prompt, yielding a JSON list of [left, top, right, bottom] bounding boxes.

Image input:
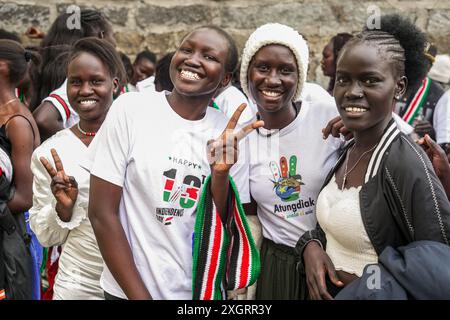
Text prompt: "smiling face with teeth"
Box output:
[[169, 28, 230, 99], [67, 52, 117, 124], [334, 42, 406, 135], [248, 44, 298, 118]]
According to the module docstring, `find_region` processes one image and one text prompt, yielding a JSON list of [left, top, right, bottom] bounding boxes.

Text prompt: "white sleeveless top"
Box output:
[[316, 175, 378, 277]]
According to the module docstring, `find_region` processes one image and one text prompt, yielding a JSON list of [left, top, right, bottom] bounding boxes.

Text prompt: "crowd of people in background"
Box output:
[[1, 7, 450, 301]]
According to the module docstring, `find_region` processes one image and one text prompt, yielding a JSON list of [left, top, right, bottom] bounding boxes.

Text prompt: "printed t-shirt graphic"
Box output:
[[248, 98, 342, 247], [270, 155, 304, 202]]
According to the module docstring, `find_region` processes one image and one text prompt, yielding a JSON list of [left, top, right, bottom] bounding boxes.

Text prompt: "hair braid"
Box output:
[[339, 14, 428, 89]]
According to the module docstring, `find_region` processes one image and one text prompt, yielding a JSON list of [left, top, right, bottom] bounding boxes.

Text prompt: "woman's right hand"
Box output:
[[40, 148, 78, 222], [303, 241, 344, 300]]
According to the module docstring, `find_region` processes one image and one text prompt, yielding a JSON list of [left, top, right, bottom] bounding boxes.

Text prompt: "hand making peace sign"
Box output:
[[40, 148, 78, 221], [208, 103, 264, 174]]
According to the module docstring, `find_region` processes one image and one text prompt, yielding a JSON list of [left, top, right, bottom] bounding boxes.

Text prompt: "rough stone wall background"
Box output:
[[1, 0, 449, 86]]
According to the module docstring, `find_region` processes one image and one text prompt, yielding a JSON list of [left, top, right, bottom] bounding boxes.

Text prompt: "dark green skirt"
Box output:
[[255, 237, 308, 300]]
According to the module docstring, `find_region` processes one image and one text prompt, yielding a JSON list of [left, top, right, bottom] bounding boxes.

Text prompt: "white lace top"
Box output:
[[316, 175, 378, 277]]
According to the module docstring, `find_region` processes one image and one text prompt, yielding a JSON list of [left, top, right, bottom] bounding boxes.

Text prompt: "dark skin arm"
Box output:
[[417, 134, 450, 200], [210, 172, 230, 222], [33, 101, 64, 141], [6, 116, 36, 213], [243, 197, 257, 216], [88, 175, 152, 300]]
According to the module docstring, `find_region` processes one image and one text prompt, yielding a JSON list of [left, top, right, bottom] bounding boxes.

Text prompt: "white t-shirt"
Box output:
[[248, 98, 342, 248], [42, 79, 79, 129], [85, 90, 250, 300], [299, 82, 335, 105], [434, 89, 450, 144], [213, 86, 256, 126], [135, 76, 155, 92]]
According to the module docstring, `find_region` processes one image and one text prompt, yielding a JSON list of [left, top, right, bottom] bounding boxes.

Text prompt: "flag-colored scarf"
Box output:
[[192, 175, 260, 300], [402, 77, 431, 125]]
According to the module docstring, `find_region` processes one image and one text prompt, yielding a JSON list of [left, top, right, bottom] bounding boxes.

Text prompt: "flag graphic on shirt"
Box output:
[[164, 216, 174, 225], [163, 177, 176, 202], [180, 185, 200, 208], [159, 168, 203, 225], [163, 169, 202, 208]]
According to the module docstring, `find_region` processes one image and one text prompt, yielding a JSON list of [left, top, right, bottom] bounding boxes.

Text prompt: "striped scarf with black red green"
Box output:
[[402, 77, 431, 125], [192, 175, 260, 300]]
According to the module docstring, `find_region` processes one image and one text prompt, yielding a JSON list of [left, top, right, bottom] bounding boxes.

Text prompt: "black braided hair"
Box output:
[[154, 51, 174, 92], [31, 9, 114, 110], [0, 29, 21, 43], [135, 50, 157, 65], [0, 39, 40, 85], [327, 32, 353, 93], [339, 14, 428, 90], [119, 52, 134, 83], [79, 9, 112, 39]]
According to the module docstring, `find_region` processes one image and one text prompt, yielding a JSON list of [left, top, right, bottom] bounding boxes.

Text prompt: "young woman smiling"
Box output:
[[240, 23, 343, 299], [298, 14, 450, 300], [29, 38, 126, 299], [86, 26, 263, 300], [32, 9, 117, 141]]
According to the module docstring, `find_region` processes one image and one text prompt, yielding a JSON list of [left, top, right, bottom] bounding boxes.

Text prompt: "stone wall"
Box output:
[[1, 0, 450, 85]]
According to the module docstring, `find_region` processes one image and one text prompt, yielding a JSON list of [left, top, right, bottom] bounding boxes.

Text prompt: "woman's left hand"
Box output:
[[207, 103, 264, 174]]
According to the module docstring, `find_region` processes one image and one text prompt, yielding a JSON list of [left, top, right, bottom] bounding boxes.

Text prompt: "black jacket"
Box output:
[[335, 240, 450, 300], [296, 119, 450, 261]]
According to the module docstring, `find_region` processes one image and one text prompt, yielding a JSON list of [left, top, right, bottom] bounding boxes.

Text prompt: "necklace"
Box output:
[[256, 102, 299, 138], [76, 122, 97, 137], [341, 142, 378, 189], [0, 98, 18, 109]]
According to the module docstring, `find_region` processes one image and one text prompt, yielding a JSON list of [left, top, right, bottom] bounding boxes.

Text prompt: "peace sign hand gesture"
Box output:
[[40, 148, 78, 222], [207, 103, 264, 174]]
